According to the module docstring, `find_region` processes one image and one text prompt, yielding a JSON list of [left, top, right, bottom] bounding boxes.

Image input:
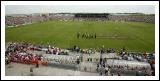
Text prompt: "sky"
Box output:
[[5, 5, 155, 15]]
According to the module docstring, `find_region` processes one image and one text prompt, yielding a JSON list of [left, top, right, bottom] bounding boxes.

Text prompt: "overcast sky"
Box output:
[[5, 5, 155, 15]]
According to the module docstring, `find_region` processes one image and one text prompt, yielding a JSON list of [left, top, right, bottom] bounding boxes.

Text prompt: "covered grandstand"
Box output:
[[74, 13, 110, 21]]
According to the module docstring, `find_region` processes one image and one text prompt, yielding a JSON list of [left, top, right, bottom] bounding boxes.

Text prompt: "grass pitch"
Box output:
[[5, 21, 155, 52]]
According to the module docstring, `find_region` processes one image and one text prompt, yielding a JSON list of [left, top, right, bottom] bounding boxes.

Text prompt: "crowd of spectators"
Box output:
[[5, 13, 155, 27], [5, 42, 155, 76], [108, 15, 155, 23]]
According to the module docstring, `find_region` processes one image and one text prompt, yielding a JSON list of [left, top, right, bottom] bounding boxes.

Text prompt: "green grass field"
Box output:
[[5, 21, 155, 52]]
